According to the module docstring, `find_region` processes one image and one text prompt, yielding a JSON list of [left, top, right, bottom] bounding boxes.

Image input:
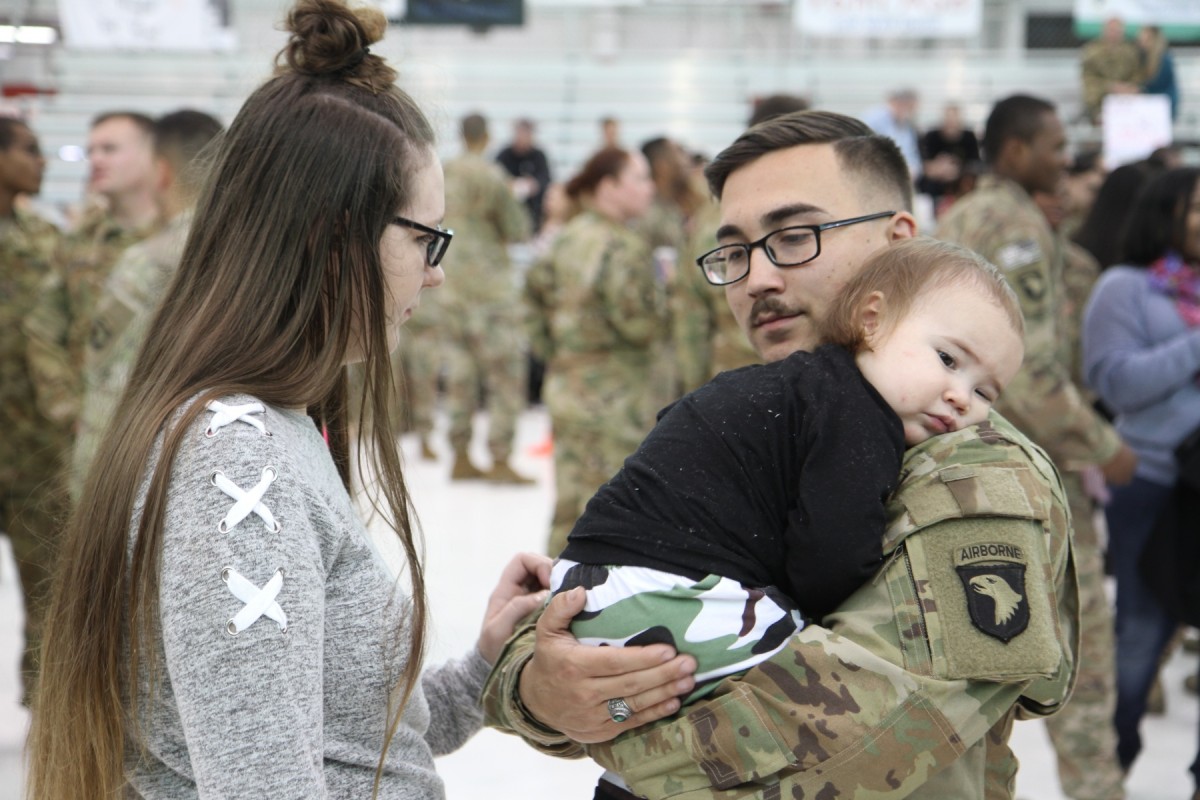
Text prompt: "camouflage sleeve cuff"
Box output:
[[481, 621, 586, 758]]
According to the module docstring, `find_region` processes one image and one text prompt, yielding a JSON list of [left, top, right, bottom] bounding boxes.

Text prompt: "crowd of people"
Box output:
[[0, 0, 1197, 798]]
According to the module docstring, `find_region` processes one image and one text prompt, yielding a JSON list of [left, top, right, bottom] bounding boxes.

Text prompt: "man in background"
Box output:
[[496, 118, 552, 230], [24, 111, 160, 431], [440, 112, 534, 483], [1080, 17, 1141, 124], [938, 94, 1133, 800], [72, 109, 224, 498], [0, 117, 66, 706], [863, 88, 922, 183]]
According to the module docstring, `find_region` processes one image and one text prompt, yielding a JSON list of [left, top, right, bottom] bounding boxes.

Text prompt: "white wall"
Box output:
[[4, 0, 1196, 209]]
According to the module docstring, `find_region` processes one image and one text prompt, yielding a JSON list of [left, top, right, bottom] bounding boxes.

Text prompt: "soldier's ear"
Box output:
[[886, 211, 918, 241]]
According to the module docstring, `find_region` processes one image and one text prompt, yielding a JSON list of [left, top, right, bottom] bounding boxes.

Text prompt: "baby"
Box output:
[[552, 237, 1026, 704]]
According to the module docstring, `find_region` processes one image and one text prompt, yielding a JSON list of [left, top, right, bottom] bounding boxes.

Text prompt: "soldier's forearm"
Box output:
[[481, 616, 585, 758], [584, 626, 1029, 800]]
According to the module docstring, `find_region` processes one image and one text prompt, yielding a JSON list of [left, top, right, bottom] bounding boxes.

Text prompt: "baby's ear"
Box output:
[[859, 291, 886, 341]]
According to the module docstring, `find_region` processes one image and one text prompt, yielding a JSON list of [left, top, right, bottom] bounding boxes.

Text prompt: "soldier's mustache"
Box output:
[[749, 297, 803, 326]]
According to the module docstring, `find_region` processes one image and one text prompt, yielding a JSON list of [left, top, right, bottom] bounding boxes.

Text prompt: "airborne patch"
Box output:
[[955, 543, 1029, 643]]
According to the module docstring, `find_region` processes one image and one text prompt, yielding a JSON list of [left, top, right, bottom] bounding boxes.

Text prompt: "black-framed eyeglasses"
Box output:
[[695, 211, 897, 286], [392, 215, 454, 268]]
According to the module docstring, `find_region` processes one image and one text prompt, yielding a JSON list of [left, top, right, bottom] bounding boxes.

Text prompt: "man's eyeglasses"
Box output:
[[696, 211, 897, 286], [392, 216, 454, 268]]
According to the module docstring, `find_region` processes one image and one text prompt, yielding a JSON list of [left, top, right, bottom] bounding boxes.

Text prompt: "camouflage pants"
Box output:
[[395, 322, 441, 436], [546, 421, 641, 557], [1045, 473, 1125, 800], [440, 305, 527, 460], [551, 560, 801, 704], [2, 476, 69, 706]]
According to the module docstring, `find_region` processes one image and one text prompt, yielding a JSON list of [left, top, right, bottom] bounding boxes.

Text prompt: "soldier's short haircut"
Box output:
[[461, 112, 488, 144], [0, 116, 30, 150], [1119, 166, 1200, 266], [819, 237, 1024, 353], [704, 110, 913, 212], [154, 110, 225, 195], [91, 111, 156, 138], [982, 95, 1055, 165]]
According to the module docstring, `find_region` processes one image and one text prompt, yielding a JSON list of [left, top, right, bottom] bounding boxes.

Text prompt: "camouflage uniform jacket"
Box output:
[[672, 199, 758, 393], [484, 413, 1079, 798], [22, 212, 156, 426], [937, 176, 1121, 471], [637, 197, 687, 252], [440, 152, 531, 310], [523, 210, 668, 435], [1080, 39, 1141, 120], [72, 211, 192, 497], [0, 209, 69, 491]]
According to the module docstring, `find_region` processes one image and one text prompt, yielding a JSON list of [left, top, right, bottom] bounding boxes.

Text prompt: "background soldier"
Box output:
[[938, 94, 1134, 800], [1080, 17, 1141, 124], [440, 112, 534, 483], [638, 136, 696, 405], [671, 195, 759, 393], [525, 146, 663, 556], [394, 291, 443, 460], [73, 110, 224, 498], [0, 118, 68, 706], [23, 111, 160, 431]]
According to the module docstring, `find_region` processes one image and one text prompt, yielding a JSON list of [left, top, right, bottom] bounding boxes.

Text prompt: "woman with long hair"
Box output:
[[524, 146, 664, 556], [27, 1, 548, 797], [1136, 25, 1179, 121], [1073, 160, 1164, 270], [1083, 166, 1200, 797]]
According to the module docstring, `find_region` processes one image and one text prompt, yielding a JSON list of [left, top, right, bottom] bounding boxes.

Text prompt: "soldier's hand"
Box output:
[[518, 586, 696, 743], [1101, 442, 1138, 486]]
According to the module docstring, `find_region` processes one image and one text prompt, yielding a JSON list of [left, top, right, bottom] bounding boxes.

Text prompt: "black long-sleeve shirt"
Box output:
[[561, 345, 905, 620]]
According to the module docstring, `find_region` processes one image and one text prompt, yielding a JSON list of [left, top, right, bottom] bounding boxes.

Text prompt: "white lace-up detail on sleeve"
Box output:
[[210, 467, 280, 533], [205, 400, 270, 437], [221, 566, 288, 635]]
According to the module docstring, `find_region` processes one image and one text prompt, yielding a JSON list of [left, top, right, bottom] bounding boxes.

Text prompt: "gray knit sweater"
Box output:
[[125, 395, 490, 798]]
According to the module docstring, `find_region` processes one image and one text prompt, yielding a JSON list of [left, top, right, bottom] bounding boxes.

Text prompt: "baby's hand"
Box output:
[[477, 552, 552, 664]]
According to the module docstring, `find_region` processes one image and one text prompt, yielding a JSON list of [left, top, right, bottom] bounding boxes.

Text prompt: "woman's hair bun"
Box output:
[[278, 0, 394, 88]]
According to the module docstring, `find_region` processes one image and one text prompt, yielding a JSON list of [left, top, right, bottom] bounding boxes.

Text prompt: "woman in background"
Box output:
[[1083, 166, 1200, 798], [524, 147, 664, 556], [1136, 25, 1179, 121]]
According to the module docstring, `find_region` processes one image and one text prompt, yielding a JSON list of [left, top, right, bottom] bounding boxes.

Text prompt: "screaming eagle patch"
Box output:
[[955, 542, 1029, 643]]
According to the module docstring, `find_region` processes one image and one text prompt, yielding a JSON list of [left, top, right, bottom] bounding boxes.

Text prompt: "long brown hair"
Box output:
[[26, 2, 434, 796], [563, 146, 632, 219]]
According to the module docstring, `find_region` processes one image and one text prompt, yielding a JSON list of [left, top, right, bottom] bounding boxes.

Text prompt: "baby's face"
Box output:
[[856, 281, 1024, 446]]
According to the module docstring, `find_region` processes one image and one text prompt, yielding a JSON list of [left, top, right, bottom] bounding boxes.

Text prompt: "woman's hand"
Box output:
[[517, 587, 697, 743], [477, 552, 553, 665]]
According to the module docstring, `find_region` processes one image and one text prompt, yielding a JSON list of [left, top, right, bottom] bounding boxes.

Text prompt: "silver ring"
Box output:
[[607, 697, 633, 724]]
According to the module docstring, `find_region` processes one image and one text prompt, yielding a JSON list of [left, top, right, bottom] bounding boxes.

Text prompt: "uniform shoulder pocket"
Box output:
[[894, 463, 1063, 682]]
